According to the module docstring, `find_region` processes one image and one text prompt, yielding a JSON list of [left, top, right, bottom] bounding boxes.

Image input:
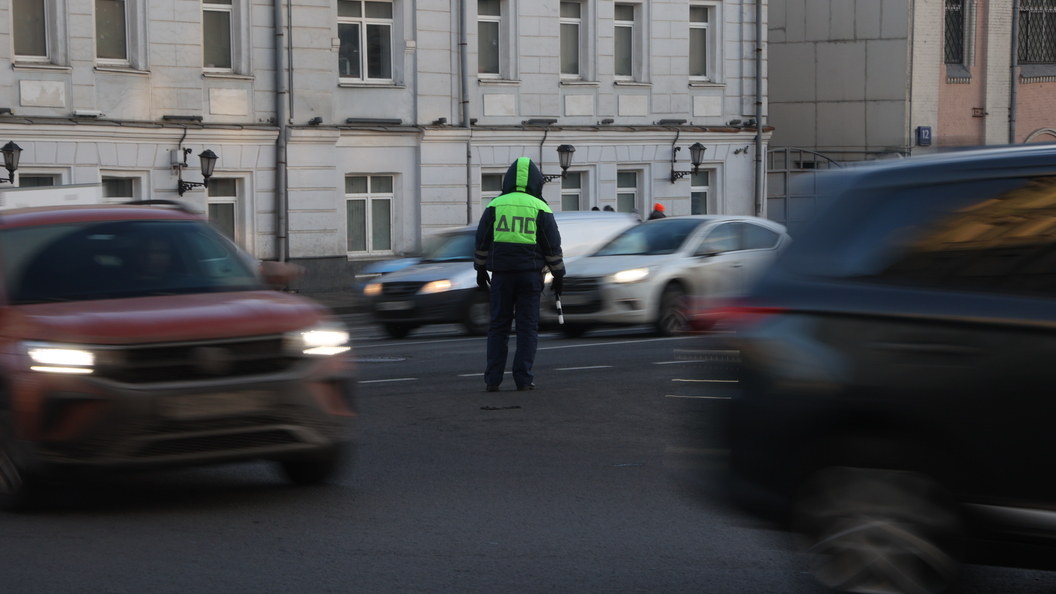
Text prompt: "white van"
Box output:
[[362, 211, 638, 338]]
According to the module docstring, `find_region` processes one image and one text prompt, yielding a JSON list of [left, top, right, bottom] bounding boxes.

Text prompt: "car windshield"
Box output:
[[1, 219, 262, 304], [420, 231, 476, 262], [594, 219, 706, 256]]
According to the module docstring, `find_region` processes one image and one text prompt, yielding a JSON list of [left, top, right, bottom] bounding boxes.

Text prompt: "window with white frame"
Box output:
[[560, 1, 583, 78], [102, 176, 135, 203], [614, 3, 637, 80], [561, 172, 582, 211], [207, 178, 238, 242], [689, 4, 715, 81], [478, 0, 502, 77], [14, 0, 49, 60], [691, 170, 711, 215], [203, 0, 233, 70], [18, 174, 58, 187], [481, 172, 503, 208], [616, 171, 637, 213], [346, 175, 393, 253], [338, 0, 394, 81], [96, 0, 127, 64]]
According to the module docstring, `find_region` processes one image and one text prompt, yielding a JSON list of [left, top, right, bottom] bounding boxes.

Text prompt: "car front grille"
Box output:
[[382, 282, 425, 297], [563, 277, 601, 293], [94, 336, 297, 384]]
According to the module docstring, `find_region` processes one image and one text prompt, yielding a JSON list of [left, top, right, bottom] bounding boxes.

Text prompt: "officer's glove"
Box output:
[[551, 271, 565, 295], [476, 268, 490, 290]]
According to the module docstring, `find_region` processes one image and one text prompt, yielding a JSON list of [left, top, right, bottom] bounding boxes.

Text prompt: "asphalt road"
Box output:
[[2, 317, 1055, 593]]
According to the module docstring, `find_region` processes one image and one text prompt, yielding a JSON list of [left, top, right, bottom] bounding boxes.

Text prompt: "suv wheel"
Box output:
[[793, 466, 963, 594], [463, 290, 490, 336], [383, 323, 414, 339], [279, 445, 344, 485], [655, 285, 687, 336]]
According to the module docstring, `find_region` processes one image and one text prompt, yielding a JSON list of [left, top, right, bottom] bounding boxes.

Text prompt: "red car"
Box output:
[[0, 202, 356, 510]]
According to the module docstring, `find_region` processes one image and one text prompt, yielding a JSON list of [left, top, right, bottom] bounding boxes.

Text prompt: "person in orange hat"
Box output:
[[647, 203, 667, 220]]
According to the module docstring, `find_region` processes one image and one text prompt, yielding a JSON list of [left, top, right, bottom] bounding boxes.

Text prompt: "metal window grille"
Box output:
[[1019, 0, 1056, 65], [945, 0, 965, 64]]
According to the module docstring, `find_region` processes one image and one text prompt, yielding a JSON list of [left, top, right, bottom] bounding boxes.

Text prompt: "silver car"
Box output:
[[542, 215, 791, 337]]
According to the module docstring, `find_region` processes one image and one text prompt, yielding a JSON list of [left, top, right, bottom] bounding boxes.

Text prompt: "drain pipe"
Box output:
[[274, 0, 289, 261], [1010, 0, 1020, 144], [460, 0, 474, 225], [754, 0, 765, 217]]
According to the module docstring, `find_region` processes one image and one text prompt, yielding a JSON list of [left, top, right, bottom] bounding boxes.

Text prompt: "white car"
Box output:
[[542, 215, 791, 337]]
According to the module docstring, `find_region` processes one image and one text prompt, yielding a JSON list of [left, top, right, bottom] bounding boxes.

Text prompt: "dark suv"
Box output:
[[695, 145, 1056, 593], [0, 202, 356, 510]]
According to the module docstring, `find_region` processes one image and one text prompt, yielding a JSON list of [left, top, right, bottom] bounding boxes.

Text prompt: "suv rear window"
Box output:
[[1, 220, 261, 304]]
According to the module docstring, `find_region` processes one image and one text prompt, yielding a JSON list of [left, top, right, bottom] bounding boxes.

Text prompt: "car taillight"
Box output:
[[686, 298, 787, 332]]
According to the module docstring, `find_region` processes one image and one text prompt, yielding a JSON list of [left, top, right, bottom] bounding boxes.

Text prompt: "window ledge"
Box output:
[[12, 62, 72, 73], [689, 81, 725, 88], [347, 252, 396, 259], [478, 78, 521, 86], [1021, 64, 1056, 80], [945, 64, 971, 79], [203, 72, 255, 81], [338, 82, 406, 89], [614, 80, 651, 87], [560, 80, 600, 87], [95, 66, 150, 76]]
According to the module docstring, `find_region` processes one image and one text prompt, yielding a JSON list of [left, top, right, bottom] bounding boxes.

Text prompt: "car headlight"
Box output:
[[610, 268, 650, 283], [419, 280, 453, 295], [363, 282, 382, 297], [26, 342, 95, 374], [286, 323, 351, 356]]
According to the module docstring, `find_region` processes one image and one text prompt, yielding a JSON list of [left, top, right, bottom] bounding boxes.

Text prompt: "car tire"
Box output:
[[279, 445, 344, 486], [793, 466, 963, 594], [0, 412, 39, 512], [463, 290, 491, 336], [383, 323, 414, 339], [655, 284, 687, 336]]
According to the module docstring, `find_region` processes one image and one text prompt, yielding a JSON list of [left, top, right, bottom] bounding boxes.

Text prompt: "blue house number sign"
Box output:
[[917, 126, 932, 147]]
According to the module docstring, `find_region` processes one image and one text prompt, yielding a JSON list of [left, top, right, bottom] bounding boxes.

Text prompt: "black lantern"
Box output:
[[1, 141, 21, 184], [178, 148, 218, 196], [543, 144, 577, 182], [671, 142, 707, 183]]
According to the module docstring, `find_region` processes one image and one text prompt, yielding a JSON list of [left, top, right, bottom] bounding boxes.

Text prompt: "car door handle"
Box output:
[[730, 262, 743, 268], [869, 342, 985, 356]]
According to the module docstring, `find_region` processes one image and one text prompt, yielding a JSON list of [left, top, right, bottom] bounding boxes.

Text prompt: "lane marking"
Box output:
[[458, 371, 512, 377], [537, 336, 693, 351], [664, 394, 733, 400], [355, 336, 484, 350], [652, 361, 684, 365], [672, 378, 739, 383], [555, 365, 613, 371], [360, 378, 418, 384]]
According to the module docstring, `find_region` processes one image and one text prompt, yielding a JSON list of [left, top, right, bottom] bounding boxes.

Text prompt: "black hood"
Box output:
[[501, 157, 546, 200]]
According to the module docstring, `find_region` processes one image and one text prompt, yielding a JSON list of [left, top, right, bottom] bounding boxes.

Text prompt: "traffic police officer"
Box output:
[[474, 157, 564, 392]]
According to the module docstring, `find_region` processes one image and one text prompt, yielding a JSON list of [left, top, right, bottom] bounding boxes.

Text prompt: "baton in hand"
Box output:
[[555, 294, 564, 325]]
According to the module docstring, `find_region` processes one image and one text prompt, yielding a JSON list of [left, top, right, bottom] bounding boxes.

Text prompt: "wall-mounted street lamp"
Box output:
[[542, 144, 576, 182], [177, 148, 218, 196], [670, 142, 706, 183], [0, 141, 22, 184]]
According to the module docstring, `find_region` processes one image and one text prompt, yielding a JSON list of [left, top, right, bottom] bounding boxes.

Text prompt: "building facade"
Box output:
[[0, 0, 768, 292], [768, 0, 1056, 157]]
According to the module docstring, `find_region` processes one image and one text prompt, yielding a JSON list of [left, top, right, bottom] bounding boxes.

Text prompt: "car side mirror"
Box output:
[[260, 261, 304, 289]]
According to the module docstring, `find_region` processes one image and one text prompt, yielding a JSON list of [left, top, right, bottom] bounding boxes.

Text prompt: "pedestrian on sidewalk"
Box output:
[[647, 203, 667, 220], [474, 157, 564, 392]]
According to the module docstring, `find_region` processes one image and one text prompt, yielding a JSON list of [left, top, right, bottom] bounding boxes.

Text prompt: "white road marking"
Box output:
[[355, 336, 484, 349], [458, 371, 512, 377], [664, 394, 733, 400], [555, 365, 614, 371], [360, 378, 418, 384], [652, 360, 684, 365], [537, 336, 693, 351], [671, 378, 739, 383]]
